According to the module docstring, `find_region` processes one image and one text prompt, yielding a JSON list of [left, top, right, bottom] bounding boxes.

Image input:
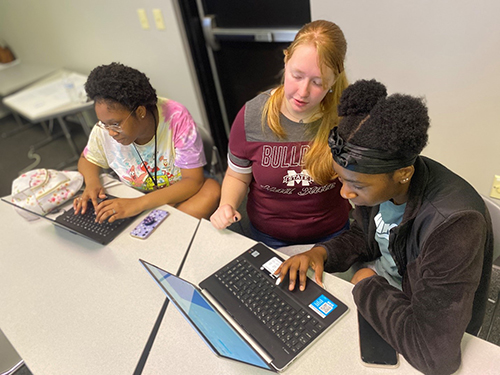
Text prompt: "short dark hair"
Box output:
[[337, 79, 430, 159], [85, 62, 157, 111]]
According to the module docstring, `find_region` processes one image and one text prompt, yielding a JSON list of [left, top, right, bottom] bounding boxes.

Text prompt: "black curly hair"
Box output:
[[336, 79, 430, 159], [85, 62, 157, 112]]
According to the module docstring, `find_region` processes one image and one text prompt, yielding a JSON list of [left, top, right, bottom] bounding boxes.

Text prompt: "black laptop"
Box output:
[[140, 243, 349, 372], [2, 195, 138, 245]]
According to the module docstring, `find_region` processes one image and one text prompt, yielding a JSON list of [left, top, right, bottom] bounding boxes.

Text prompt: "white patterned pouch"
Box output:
[[11, 168, 84, 221]]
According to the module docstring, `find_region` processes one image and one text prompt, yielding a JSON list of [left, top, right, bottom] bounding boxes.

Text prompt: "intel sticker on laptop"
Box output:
[[309, 295, 337, 318]]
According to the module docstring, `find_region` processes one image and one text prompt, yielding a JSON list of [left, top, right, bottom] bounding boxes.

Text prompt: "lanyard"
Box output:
[[132, 110, 158, 188]]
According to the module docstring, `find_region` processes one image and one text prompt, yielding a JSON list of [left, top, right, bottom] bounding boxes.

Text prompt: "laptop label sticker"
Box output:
[[309, 294, 337, 318], [260, 257, 282, 279]]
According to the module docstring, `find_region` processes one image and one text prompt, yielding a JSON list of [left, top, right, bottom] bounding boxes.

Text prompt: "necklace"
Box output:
[[132, 110, 158, 188]]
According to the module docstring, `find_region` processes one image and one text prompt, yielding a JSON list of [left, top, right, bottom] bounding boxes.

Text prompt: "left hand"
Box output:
[[94, 198, 143, 223]]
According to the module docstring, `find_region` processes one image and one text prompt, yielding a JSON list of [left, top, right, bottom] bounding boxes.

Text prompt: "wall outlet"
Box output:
[[137, 9, 150, 29], [153, 9, 165, 30], [490, 175, 500, 200]]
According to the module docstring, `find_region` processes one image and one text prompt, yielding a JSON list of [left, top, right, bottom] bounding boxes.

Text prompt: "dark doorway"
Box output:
[[177, 0, 311, 162]]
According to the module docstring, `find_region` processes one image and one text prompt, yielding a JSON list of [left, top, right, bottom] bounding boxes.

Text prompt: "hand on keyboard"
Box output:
[[275, 246, 328, 291]]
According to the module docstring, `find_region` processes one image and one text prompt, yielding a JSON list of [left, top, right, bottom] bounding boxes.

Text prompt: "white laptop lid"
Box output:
[[140, 259, 274, 371]]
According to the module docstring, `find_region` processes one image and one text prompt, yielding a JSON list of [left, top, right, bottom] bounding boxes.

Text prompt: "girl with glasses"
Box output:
[[73, 63, 220, 221]]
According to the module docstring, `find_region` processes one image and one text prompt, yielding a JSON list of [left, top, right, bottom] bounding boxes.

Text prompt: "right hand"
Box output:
[[210, 204, 242, 229], [275, 246, 328, 291], [73, 184, 107, 215]]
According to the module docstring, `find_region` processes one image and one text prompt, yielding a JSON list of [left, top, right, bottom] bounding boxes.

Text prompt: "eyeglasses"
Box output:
[[95, 108, 136, 133]]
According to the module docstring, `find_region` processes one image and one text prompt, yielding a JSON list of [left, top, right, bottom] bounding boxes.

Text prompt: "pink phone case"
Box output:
[[130, 209, 169, 239]]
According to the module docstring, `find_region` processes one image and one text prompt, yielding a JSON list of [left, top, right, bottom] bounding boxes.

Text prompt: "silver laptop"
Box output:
[[140, 243, 349, 372]]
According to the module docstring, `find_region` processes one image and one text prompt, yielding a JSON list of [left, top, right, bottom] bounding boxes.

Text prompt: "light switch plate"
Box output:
[[490, 175, 500, 200], [137, 9, 150, 29], [153, 9, 165, 30]]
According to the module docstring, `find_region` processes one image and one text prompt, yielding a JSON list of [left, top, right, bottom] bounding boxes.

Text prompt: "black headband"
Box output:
[[328, 127, 417, 174]]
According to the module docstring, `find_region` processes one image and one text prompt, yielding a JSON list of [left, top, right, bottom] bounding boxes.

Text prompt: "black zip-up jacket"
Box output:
[[318, 156, 493, 375]]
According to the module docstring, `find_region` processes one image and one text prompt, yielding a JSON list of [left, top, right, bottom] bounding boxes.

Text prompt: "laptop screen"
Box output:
[[142, 261, 272, 371]]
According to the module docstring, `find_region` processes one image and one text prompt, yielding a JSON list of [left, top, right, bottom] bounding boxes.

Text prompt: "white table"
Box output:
[[0, 62, 56, 97], [0, 183, 201, 375], [0, 61, 56, 127], [142, 219, 500, 374], [2, 69, 95, 170]]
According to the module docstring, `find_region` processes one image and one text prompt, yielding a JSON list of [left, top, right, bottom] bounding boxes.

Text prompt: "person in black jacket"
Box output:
[[276, 79, 493, 375]]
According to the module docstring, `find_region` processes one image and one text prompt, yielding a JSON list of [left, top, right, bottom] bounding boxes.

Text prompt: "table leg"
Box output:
[[30, 118, 64, 149], [55, 115, 80, 168], [20, 116, 80, 173], [77, 111, 94, 137], [1, 112, 35, 139]]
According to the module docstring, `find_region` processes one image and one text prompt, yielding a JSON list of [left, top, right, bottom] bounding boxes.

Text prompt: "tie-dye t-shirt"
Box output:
[[83, 97, 206, 192]]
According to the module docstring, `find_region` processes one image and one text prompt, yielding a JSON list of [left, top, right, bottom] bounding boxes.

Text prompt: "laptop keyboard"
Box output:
[[60, 205, 123, 237], [215, 258, 324, 354]]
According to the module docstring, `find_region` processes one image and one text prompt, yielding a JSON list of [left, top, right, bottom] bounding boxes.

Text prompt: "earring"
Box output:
[[401, 177, 409, 183], [329, 89, 333, 93]]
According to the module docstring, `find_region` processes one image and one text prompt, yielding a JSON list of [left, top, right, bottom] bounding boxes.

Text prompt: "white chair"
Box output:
[[197, 124, 224, 183], [0, 329, 24, 375], [482, 195, 500, 340]]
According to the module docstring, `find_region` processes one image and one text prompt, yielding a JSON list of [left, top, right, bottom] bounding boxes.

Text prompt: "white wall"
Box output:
[[0, 0, 206, 126], [312, 0, 500, 196]]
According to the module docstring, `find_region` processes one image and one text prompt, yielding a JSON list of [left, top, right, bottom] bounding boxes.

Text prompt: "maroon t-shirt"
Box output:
[[228, 91, 351, 243]]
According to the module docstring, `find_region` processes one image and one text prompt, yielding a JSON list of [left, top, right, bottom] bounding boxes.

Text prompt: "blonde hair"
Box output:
[[262, 20, 348, 185]]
